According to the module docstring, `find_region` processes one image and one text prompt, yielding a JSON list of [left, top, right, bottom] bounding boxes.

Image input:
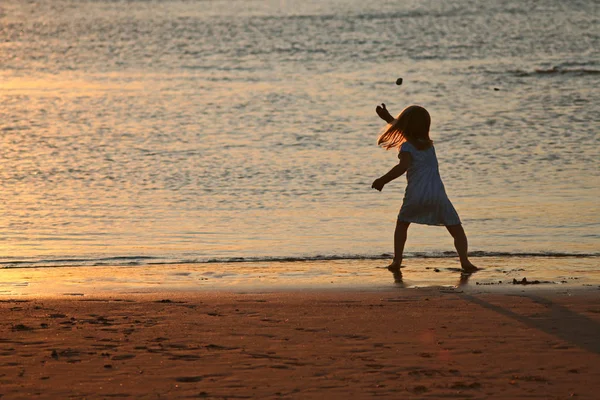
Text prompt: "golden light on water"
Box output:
[[2, 75, 144, 95]]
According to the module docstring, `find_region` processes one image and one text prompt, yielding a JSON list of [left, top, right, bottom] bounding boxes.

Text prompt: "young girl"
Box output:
[[371, 104, 478, 273]]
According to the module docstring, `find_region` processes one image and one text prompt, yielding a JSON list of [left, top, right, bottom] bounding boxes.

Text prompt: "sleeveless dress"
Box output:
[[397, 141, 461, 226]]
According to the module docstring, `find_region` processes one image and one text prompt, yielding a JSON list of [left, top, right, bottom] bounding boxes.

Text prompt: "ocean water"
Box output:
[[0, 0, 598, 270]]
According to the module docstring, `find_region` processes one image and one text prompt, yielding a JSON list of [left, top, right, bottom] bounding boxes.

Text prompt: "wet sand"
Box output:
[[2, 256, 600, 296], [1, 289, 599, 399]]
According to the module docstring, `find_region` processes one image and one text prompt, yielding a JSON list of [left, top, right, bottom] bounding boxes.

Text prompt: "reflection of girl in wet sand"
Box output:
[[371, 104, 478, 274]]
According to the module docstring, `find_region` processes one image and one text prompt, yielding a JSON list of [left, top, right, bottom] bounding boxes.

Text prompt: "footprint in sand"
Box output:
[[175, 376, 203, 383], [112, 354, 136, 361]]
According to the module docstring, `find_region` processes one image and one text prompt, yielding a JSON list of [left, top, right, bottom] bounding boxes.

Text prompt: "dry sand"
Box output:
[[1, 289, 599, 399]]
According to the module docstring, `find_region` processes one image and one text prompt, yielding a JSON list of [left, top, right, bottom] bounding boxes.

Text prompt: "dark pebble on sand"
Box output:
[[396, 78, 403, 85], [512, 277, 545, 285]]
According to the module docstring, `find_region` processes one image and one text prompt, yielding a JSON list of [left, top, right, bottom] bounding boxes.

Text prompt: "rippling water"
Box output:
[[1, 0, 598, 267]]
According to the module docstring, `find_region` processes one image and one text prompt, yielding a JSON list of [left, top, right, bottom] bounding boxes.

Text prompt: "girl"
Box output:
[[371, 104, 478, 273]]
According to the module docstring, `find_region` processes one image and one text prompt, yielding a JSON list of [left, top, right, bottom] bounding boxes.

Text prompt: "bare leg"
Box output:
[[446, 224, 478, 272], [389, 221, 410, 269]]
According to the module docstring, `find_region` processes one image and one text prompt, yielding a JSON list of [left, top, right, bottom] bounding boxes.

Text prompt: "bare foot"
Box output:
[[460, 262, 480, 274], [387, 259, 403, 271]]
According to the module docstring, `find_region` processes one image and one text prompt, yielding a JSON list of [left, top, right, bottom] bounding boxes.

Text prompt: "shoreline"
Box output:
[[1, 256, 599, 298], [1, 289, 599, 399]]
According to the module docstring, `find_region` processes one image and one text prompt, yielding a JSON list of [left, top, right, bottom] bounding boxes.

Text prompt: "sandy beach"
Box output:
[[1, 289, 599, 399]]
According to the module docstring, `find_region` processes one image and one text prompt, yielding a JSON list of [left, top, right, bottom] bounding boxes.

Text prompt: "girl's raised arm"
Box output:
[[376, 103, 395, 124]]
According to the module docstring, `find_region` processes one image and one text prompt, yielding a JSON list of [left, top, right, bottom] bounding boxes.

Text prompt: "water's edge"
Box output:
[[2, 252, 599, 269]]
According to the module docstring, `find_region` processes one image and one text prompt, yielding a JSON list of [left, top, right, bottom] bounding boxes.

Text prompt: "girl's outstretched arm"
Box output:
[[371, 152, 411, 191]]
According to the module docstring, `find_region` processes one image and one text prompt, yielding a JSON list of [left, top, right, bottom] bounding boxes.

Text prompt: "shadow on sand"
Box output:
[[461, 293, 600, 354], [387, 267, 600, 354]]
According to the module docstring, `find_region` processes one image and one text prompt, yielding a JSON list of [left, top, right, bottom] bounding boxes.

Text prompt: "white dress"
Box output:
[[397, 141, 461, 226]]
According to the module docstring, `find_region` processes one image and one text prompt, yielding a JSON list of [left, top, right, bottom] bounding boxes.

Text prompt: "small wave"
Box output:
[[257, 8, 482, 23], [0, 256, 160, 269], [512, 66, 600, 77], [1, 252, 597, 269], [200, 251, 600, 264]]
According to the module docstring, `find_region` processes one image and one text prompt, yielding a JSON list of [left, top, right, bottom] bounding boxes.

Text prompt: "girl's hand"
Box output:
[[371, 178, 385, 191], [375, 103, 394, 123]]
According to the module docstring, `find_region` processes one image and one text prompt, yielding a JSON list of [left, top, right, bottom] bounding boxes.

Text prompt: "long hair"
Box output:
[[377, 105, 433, 150]]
